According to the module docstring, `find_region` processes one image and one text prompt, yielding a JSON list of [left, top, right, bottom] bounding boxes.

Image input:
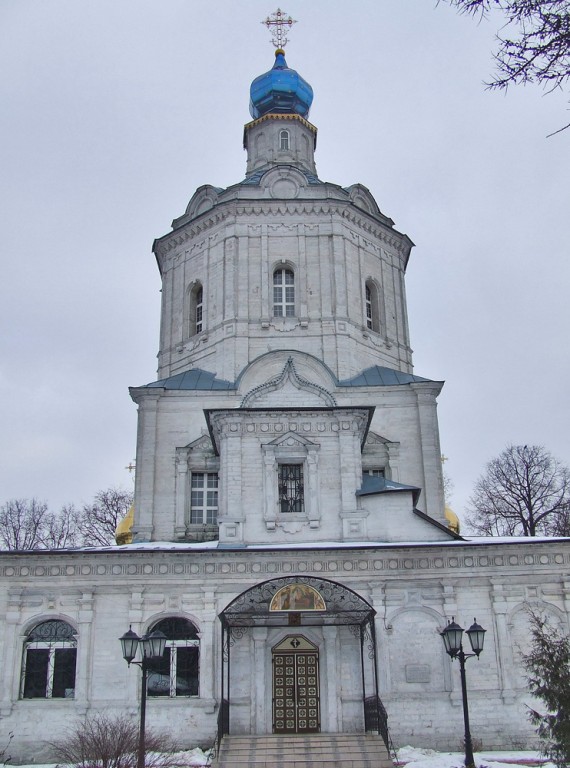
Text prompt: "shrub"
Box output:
[[50, 712, 178, 768]]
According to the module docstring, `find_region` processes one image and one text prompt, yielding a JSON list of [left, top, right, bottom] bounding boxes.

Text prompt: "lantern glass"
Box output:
[[466, 619, 486, 656], [143, 629, 167, 659], [441, 619, 464, 657], [119, 627, 140, 664]]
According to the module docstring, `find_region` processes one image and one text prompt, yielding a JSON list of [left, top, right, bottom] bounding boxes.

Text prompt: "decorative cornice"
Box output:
[[244, 112, 317, 133], [154, 199, 409, 262]]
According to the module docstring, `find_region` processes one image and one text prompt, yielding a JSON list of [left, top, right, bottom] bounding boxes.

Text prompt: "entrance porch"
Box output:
[[216, 576, 391, 754]]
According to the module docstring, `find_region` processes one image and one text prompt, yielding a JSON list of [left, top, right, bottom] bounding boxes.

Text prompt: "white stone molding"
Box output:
[[322, 626, 340, 731], [252, 627, 268, 733]]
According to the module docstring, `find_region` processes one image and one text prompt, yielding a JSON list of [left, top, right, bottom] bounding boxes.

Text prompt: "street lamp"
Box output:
[[120, 626, 167, 768], [440, 618, 486, 768]]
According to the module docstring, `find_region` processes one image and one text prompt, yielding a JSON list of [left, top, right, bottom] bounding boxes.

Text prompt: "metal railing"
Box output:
[[364, 694, 394, 754]]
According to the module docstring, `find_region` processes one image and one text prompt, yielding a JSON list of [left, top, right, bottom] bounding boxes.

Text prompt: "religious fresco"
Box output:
[[270, 584, 326, 612]]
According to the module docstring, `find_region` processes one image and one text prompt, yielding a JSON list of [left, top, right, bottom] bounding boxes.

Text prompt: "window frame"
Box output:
[[364, 279, 381, 333], [187, 281, 204, 337], [278, 463, 305, 515], [190, 471, 219, 525], [147, 617, 200, 698], [273, 268, 295, 318], [279, 129, 290, 151], [20, 620, 77, 700]]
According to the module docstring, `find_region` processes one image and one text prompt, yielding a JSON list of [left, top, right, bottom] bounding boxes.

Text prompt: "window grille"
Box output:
[[147, 617, 200, 698], [273, 269, 295, 317], [190, 472, 218, 524], [278, 464, 304, 514], [21, 620, 77, 699], [279, 129, 290, 151]]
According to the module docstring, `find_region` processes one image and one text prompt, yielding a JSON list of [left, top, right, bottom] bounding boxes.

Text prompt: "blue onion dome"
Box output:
[[249, 49, 314, 120]]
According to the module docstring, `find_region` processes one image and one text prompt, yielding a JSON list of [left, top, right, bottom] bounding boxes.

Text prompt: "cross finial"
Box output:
[[262, 8, 297, 50]]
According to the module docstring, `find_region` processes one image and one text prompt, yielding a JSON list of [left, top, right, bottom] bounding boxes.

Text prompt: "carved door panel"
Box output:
[[272, 636, 320, 733]]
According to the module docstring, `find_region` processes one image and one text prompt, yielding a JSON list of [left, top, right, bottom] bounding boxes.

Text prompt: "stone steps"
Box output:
[[214, 733, 394, 768]]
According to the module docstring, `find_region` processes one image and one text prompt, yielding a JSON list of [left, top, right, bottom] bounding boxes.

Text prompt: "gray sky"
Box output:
[[1, 0, 569, 528]]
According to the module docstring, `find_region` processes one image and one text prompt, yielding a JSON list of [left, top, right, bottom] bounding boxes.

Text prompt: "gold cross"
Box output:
[[262, 8, 296, 49], [441, 455, 449, 464], [125, 461, 136, 474]]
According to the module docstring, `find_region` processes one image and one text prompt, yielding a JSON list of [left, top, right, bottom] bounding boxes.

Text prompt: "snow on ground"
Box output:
[[396, 746, 553, 768], [0, 746, 555, 768]]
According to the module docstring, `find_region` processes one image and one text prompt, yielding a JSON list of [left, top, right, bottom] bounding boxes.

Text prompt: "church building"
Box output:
[[1, 14, 569, 763]]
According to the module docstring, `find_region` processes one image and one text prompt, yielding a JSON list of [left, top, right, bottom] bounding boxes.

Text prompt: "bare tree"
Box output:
[[467, 444, 570, 536], [81, 488, 134, 547], [439, 0, 570, 135], [41, 505, 82, 549], [0, 498, 49, 550], [0, 488, 134, 550]]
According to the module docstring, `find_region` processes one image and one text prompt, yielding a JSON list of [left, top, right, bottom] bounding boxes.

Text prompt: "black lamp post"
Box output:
[[120, 626, 167, 768], [440, 618, 486, 768]]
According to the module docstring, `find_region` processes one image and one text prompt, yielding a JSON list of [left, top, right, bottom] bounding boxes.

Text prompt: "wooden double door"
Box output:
[[272, 635, 320, 733]]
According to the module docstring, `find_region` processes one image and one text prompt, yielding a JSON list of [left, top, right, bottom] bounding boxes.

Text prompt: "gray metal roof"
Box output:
[[143, 368, 235, 391], [356, 475, 421, 506], [140, 363, 434, 393], [339, 365, 431, 387]]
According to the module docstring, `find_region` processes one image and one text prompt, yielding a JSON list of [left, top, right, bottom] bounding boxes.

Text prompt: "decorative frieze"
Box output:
[[2, 544, 569, 581]]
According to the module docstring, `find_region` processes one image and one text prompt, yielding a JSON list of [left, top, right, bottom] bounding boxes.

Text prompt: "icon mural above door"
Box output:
[[269, 583, 326, 612], [272, 635, 320, 734]]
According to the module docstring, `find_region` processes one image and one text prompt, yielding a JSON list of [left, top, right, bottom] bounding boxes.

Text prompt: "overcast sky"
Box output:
[[1, 0, 568, 528]]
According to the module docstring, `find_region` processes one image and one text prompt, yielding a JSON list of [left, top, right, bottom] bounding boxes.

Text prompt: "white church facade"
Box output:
[[1, 31, 569, 763]]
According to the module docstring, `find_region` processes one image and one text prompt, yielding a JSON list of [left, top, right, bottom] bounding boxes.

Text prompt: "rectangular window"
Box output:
[[362, 468, 385, 481], [23, 646, 76, 699], [278, 464, 304, 515], [190, 472, 218, 524], [23, 649, 49, 698], [147, 643, 199, 698], [273, 269, 295, 317], [366, 285, 373, 329]]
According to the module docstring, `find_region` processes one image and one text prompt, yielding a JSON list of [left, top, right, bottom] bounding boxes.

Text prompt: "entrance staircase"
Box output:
[[213, 733, 394, 768]]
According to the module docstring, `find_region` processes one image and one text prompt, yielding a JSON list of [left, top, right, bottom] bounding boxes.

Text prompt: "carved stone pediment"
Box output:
[[265, 431, 318, 449], [241, 357, 336, 408]]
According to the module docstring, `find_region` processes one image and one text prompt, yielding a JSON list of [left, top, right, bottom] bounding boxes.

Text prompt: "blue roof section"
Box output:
[[339, 366, 432, 387], [239, 168, 323, 186], [356, 475, 421, 505], [142, 368, 235, 391]]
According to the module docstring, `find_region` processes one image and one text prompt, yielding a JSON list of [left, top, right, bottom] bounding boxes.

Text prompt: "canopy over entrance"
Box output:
[[220, 575, 376, 629]]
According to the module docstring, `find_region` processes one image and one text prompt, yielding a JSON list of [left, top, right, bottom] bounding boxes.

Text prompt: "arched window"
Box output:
[[21, 620, 77, 699], [365, 280, 380, 333], [273, 268, 295, 317], [189, 283, 203, 336], [147, 617, 199, 697], [279, 129, 290, 151]]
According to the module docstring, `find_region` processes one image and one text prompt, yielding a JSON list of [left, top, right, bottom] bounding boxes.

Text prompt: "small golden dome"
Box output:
[[115, 504, 134, 545], [444, 505, 460, 535]]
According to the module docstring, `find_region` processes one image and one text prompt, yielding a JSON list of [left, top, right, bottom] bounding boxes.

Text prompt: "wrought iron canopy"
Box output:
[[219, 575, 375, 629]]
